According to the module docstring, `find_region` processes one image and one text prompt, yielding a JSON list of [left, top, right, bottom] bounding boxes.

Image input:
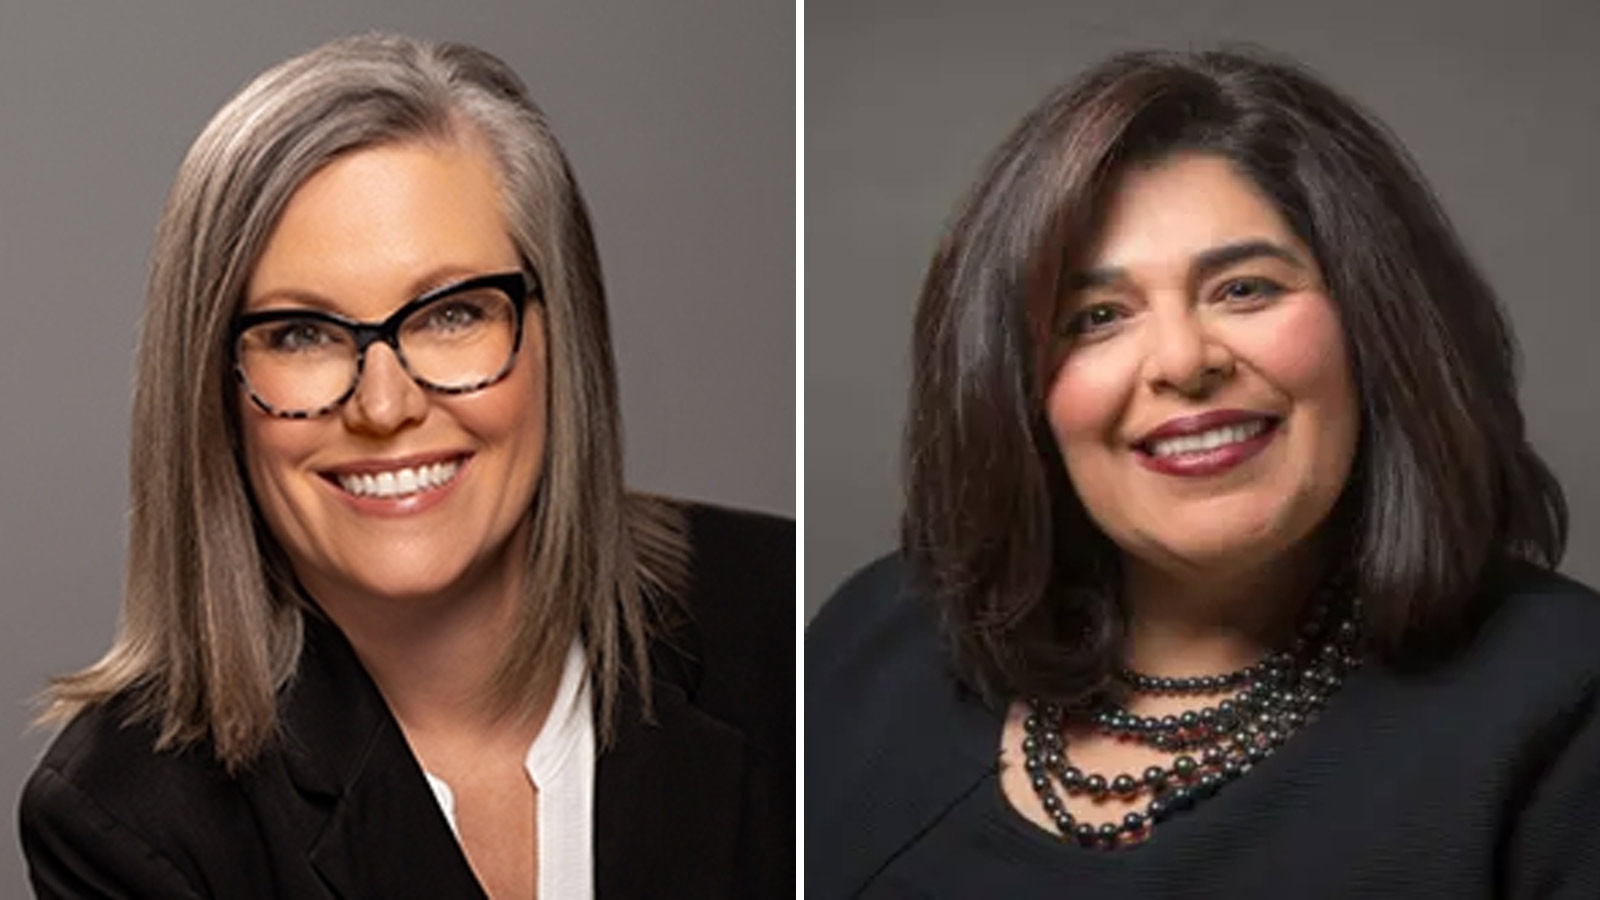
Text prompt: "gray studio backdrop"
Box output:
[[806, 0, 1600, 617], [0, 0, 791, 891]]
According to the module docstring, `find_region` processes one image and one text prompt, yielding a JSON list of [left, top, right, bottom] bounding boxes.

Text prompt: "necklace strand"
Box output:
[[1021, 596, 1363, 848]]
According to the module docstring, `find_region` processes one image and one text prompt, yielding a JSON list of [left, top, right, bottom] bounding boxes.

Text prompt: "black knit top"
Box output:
[[806, 555, 1600, 898]]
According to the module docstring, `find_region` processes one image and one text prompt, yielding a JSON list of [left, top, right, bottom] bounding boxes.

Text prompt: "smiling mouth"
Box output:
[[1137, 418, 1280, 459], [324, 457, 467, 500]]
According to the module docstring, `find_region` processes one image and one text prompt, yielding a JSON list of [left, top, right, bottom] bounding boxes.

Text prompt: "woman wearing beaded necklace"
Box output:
[[807, 48, 1600, 897]]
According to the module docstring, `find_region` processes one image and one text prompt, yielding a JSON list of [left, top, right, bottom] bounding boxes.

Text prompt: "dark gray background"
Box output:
[[807, 0, 1600, 617], [0, 1, 791, 891]]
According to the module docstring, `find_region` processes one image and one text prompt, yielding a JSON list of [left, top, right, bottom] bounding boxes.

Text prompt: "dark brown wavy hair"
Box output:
[[903, 47, 1567, 706]]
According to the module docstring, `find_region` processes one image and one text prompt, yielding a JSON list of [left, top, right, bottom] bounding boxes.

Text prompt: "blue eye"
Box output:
[[423, 299, 487, 332], [261, 320, 342, 353]]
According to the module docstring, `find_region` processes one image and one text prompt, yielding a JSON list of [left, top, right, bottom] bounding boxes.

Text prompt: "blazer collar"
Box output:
[[278, 612, 487, 899], [275, 609, 750, 900], [594, 674, 748, 898]]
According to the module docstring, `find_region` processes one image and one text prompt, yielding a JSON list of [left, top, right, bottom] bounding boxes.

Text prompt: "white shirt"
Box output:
[[423, 640, 594, 899]]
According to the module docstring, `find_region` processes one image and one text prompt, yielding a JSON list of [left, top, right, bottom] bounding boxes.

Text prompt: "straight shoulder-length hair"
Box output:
[[43, 33, 687, 770], [905, 47, 1567, 706]]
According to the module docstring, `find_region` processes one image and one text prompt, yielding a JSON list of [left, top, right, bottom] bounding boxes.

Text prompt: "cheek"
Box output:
[[473, 331, 548, 480], [1252, 300, 1356, 422], [238, 415, 323, 535], [1044, 347, 1136, 464], [1247, 299, 1361, 482]]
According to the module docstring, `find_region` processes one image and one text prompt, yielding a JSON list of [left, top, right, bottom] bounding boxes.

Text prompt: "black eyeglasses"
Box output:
[[232, 270, 542, 419]]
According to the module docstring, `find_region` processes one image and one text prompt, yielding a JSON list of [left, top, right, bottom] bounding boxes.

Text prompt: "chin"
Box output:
[[1136, 514, 1304, 575]]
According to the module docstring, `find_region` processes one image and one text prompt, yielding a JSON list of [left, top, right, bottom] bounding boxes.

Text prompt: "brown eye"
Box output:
[[1062, 303, 1126, 338], [1217, 277, 1284, 304]]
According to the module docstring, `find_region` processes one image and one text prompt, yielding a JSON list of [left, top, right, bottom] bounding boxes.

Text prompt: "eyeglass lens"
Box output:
[[236, 285, 519, 416]]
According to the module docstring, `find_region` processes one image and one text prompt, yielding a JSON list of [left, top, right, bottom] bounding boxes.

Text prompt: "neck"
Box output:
[[1120, 542, 1324, 678]]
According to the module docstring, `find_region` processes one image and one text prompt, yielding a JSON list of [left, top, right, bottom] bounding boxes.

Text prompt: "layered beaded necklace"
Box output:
[[1021, 593, 1364, 848]]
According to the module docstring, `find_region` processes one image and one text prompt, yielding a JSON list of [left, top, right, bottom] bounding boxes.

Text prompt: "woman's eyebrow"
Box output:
[[1066, 238, 1309, 291], [1190, 239, 1308, 281]]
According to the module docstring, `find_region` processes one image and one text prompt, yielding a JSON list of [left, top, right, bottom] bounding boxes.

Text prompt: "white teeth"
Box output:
[[337, 460, 462, 499], [1148, 420, 1267, 458]]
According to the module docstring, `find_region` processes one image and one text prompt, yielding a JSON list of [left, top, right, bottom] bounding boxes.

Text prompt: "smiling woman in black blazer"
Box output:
[[20, 34, 791, 899]]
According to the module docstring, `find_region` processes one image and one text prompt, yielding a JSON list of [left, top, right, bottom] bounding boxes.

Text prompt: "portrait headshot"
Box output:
[[0, 2, 792, 898], [807, 1, 1600, 897]]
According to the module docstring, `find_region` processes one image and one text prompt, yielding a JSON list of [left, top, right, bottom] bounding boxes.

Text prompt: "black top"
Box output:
[[806, 554, 1600, 899], [21, 502, 794, 900]]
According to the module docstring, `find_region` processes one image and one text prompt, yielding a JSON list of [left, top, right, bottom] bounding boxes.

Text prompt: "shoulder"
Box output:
[[1368, 560, 1600, 786], [26, 699, 244, 834], [1434, 563, 1600, 893], [807, 552, 943, 690], [674, 500, 792, 655], [1444, 560, 1600, 691], [21, 699, 261, 895], [661, 499, 793, 733], [682, 500, 793, 588], [805, 554, 1000, 895]]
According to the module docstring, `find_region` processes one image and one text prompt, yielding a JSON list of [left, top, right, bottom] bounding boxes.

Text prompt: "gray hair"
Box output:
[[44, 33, 686, 770]]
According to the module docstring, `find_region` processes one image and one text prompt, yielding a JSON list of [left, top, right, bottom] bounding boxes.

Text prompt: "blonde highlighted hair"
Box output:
[[43, 33, 687, 771]]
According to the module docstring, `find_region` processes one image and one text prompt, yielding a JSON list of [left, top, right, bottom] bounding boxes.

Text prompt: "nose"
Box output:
[[1141, 304, 1235, 397], [341, 342, 428, 435]]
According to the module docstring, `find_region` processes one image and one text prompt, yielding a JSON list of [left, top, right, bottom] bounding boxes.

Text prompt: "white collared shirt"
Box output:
[[423, 640, 594, 899]]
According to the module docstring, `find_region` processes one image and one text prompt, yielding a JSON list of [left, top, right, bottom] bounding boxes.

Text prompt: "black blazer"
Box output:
[[21, 503, 793, 899]]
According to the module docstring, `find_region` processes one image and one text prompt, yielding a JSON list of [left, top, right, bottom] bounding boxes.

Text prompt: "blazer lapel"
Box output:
[[594, 677, 747, 899], [278, 613, 488, 900]]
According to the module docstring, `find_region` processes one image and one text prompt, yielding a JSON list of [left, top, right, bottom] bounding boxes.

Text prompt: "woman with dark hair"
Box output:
[[20, 34, 792, 899], [808, 48, 1600, 897]]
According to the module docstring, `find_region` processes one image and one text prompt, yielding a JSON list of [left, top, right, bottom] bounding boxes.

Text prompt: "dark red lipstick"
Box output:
[[1134, 410, 1279, 477]]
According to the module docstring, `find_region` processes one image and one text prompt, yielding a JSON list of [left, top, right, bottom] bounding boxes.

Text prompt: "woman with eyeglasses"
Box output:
[[20, 34, 792, 899], [807, 48, 1600, 897]]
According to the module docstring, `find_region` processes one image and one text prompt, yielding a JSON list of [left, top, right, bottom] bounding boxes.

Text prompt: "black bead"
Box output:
[[1022, 736, 1039, 754], [1054, 811, 1074, 833], [1179, 711, 1200, 729], [1123, 811, 1146, 833], [1173, 755, 1198, 778], [1148, 795, 1171, 821], [1031, 773, 1049, 791], [1024, 715, 1042, 733], [1042, 793, 1061, 812], [1112, 774, 1138, 795], [1169, 786, 1194, 809], [1075, 823, 1098, 846], [1044, 750, 1062, 767], [1196, 772, 1223, 796], [1143, 765, 1166, 786], [1061, 766, 1084, 788], [1025, 756, 1043, 773], [1085, 775, 1108, 798], [1098, 823, 1120, 843]]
